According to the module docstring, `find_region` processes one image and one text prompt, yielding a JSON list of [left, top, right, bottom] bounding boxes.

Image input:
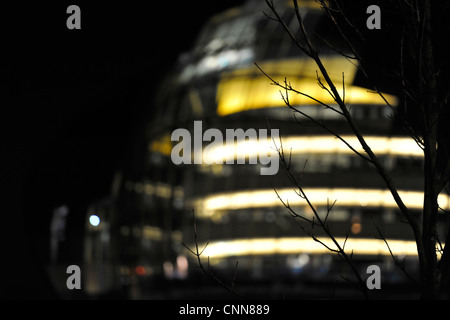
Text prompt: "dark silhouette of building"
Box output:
[[78, 0, 449, 299]]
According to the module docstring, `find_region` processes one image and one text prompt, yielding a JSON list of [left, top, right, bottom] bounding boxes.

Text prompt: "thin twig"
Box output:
[[182, 211, 245, 299], [374, 223, 420, 288], [262, 0, 425, 273], [274, 137, 369, 299]]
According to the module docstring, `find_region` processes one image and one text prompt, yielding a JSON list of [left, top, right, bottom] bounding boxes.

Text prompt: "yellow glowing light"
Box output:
[[149, 134, 173, 156], [229, 57, 358, 82], [200, 135, 423, 164], [192, 188, 450, 218], [216, 58, 398, 116], [201, 135, 278, 164], [351, 222, 362, 234], [189, 237, 421, 259], [287, 0, 329, 10]]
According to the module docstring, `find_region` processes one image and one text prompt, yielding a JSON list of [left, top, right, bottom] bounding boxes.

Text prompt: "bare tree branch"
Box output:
[[273, 135, 369, 299], [182, 211, 245, 299], [256, 62, 373, 163], [374, 223, 420, 287], [262, 0, 425, 275]]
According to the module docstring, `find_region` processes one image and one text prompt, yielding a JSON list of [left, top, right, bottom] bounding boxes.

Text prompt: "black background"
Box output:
[[1, 1, 244, 299]]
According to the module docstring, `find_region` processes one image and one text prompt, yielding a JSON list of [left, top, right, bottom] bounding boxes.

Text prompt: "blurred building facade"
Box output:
[[79, 0, 449, 298]]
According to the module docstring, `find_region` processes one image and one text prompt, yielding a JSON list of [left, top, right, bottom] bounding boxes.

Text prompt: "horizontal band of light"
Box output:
[[229, 57, 357, 81], [280, 136, 422, 157], [216, 58, 398, 116], [149, 134, 172, 156], [192, 188, 450, 218], [190, 237, 421, 259], [150, 133, 423, 160], [201, 135, 423, 164]]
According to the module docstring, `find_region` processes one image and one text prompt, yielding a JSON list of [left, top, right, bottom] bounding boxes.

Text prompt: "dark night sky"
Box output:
[[1, 1, 244, 298]]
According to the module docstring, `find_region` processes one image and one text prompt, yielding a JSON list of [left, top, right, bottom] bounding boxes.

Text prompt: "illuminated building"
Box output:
[[82, 0, 448, 298]]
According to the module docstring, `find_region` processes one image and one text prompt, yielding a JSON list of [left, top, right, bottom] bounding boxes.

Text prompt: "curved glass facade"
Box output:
[[81, 0, 448, 298]]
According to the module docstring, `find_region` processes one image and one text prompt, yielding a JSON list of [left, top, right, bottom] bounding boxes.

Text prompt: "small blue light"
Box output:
[[89, 214, 100, 227]]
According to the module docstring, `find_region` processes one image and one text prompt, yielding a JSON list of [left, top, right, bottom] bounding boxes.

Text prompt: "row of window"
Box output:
[[191, 153, 423, 176]]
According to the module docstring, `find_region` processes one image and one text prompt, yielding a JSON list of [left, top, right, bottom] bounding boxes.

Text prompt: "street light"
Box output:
[[89, 214, 100, 227]]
